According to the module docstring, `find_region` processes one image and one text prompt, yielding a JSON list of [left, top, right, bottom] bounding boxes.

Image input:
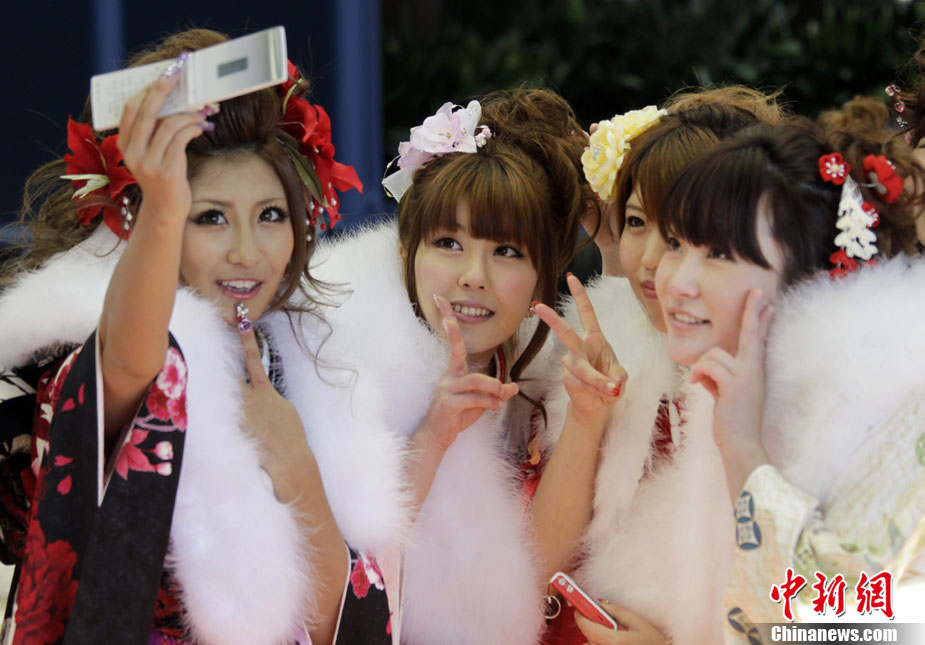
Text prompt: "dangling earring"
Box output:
[[305, 217, 313, 242], [121, 195, 133, 231], [527, 300, 537, 318]]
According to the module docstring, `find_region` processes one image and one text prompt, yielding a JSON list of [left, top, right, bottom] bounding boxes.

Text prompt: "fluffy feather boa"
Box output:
[[0, 226, 406, 644], [763, 255, 925, 503], [525, 276, 732, 644], [307, 221, 545, 645]]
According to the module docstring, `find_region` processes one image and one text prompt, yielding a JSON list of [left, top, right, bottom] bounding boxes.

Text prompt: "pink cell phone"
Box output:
[[549, 571, 619, 630]]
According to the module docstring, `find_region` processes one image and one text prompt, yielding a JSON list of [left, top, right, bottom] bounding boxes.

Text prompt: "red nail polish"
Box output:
[[566, 272, 575, 278], [532, 300, 540, 308], [610, 382, 622, 397]]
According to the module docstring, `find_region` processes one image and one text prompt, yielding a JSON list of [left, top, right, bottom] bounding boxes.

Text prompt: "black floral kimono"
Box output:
[[0, 331, 391, 644]]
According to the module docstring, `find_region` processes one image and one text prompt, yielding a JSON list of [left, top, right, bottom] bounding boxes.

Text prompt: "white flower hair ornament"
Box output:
[[382, 100, 492, 202], [818, 152, 887, 278], [581, 105, 667, 201]]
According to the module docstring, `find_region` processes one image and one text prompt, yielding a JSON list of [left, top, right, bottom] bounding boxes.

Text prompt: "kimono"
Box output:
[[521, 276, 732, 645], [0, 225, 406, 644], [724, 255, 925, 641], [303, 220, 546, 644]]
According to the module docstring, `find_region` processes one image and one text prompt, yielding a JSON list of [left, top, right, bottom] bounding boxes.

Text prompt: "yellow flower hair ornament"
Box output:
[[581, 105, 667, 201]]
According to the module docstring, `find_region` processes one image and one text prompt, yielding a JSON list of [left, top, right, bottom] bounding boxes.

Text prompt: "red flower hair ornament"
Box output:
[[862, 154, 903, 205], [278, 61, 363, 230], [61, 118, 137, 239]]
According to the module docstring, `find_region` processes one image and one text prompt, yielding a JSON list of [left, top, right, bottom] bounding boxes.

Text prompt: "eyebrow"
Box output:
[[190, 197, 285, 207]]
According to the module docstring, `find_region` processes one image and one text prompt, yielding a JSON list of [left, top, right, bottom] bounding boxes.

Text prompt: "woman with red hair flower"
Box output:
[[0, 28, 401, 645]]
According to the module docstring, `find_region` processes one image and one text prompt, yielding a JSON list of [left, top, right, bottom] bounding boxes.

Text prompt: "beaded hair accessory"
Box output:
[[277, 61, 363, 231], [582, 105, 667, 201], [382, 100, 492, 202], [818, 152, 902, 278], [61, 118, 138, 239]]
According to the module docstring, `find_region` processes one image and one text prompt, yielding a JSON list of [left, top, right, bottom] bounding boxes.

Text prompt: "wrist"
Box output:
[[564, 404, 609, 442]]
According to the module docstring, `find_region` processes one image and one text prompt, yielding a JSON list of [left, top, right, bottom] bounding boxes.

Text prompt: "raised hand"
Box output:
[[117, 64, 212, 224], [418, 294, 520, 453], [237, 317, 315, 503], [689, 288, 774, 499], [574, 599, 667, 645], [100, 62, 212, 439], [533, 274, 627, 427]]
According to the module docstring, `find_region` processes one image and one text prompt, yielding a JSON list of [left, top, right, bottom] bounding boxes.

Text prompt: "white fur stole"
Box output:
[[763, 255, 925, 502]]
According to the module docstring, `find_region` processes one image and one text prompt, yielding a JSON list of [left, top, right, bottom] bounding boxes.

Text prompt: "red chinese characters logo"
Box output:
[[856, 570, 893, 619], [769, 568, 807, 621], [770, 569, 894, 621]]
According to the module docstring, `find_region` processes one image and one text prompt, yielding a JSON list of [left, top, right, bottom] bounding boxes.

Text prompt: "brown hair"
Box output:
[[610, 86, 786, 238], [660, 119, 919, 287], [397, 88, 589, 384], [2, 28, 321, 315]]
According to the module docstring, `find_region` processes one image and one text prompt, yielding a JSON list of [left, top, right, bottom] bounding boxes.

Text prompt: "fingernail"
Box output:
[[162, 50, 190, 78], [531, 300, 540, 309], [236, 302, 252, 333], [199, 103, 220, 117], [432, 293, 440, 306], [566, 272, 575, 278], [200, 120, 216, 132], [608, 381, 622, 397]]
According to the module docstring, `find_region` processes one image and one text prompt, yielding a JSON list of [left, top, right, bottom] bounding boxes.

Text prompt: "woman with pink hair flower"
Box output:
[[300, 87, 623, 644]]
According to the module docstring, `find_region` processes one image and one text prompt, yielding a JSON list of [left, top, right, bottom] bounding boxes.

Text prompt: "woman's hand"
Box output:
[[574, 599, 667, 645], [117, 68, 211, 225], [407, 294, 519, 511], [100, 64, 211, 440], [238, 321, 315, 504], [417, 294, 520, 453], [533, 274, 627, 428], [689, 288, 774, 499]]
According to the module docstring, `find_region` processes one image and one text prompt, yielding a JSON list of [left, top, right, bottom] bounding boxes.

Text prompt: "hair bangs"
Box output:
[[413, 149, 548, 264], [660, 143, 773, 268]]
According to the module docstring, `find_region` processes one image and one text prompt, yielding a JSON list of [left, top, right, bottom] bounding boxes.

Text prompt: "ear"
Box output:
[[399, 244, 406, 260]]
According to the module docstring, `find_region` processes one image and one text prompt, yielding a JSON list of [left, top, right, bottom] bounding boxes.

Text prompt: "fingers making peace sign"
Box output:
[[418, 294, 520, 453], [533, 274, 627, 427], [689, 288, 774, 500]]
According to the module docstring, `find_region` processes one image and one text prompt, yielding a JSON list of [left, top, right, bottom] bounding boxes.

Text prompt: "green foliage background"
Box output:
[[383, 0, 925, 153]]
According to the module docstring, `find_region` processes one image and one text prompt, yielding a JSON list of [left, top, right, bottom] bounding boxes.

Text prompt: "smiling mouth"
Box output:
[[217, 279, 262, 299], [671, 312, 707, 325], [451, 303, 495, 323]]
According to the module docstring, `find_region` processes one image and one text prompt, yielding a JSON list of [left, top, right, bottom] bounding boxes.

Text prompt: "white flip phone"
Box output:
[[90, 26, 288, 131]]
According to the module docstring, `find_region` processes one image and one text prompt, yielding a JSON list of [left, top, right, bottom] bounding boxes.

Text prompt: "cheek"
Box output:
[[179, 229, 216, 289], [618, 234, 639, 276]]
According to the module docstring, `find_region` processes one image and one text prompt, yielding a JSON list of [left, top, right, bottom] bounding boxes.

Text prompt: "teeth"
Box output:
[[452, 304, 491, 317], [673, 313, 704, 324], [220, 280, 258, 292]]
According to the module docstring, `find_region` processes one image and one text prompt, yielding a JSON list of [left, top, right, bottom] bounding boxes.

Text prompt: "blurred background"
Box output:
[[2, 0, 925, 239]]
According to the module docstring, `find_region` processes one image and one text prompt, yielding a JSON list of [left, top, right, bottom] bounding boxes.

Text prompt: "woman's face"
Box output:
[[619, 187, 668, 331], [655, 203, 784, 365], [412, 201, 539, 371], [180, 154, 295, 324]]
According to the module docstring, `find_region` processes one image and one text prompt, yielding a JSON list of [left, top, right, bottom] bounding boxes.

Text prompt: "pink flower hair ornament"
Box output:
[[382, 100, 492, 202]]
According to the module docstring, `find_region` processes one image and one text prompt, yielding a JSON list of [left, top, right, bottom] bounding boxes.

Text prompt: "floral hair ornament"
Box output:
[[862, 154, 903, 204], [582, 105, 667, 201], [277, 61, 363, 230], [60, 118, 138, 239], [818, 152, 879, 278], [382, 100, 492, 202]]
